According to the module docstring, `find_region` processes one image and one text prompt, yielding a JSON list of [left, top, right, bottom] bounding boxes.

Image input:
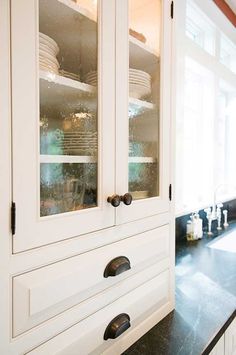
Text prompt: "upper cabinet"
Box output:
[[10, 0, 172, 253]]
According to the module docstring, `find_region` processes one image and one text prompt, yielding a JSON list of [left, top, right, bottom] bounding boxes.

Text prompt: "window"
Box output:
[[220, 34, 236, 74], [176, 0, 236, 215], [186, 0, 215, 55]]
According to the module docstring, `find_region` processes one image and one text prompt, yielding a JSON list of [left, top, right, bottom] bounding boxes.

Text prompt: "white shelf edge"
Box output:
[[129, 157, 156, 163], [40, 70, 96, 94], [40, 155, 97, 164], [40, 155, 155, 164], [129, 97, 155, 110], [57, 0, 96, 22]]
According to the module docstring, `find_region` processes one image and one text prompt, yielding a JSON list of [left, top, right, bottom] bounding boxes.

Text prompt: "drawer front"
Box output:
[[13, 225, 169, 336], [27, 270, 170, 355]]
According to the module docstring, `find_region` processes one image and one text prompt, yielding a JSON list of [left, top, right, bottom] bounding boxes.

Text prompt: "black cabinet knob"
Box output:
[[107, 194, 121, 207], [104, 313, 131, 340], [104, 256, 131, 278], [121, 193, 133, 205]]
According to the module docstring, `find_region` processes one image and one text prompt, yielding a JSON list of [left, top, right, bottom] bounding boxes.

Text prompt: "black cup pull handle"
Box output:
[[104, 313, 131, 340], [104, 256, 131, 278], [120, 193, 133, 205], [107, 194, 121, 207]]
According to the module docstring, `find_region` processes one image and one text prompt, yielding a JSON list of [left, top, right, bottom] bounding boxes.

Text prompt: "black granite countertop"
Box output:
[[123, 223, 236, 355]]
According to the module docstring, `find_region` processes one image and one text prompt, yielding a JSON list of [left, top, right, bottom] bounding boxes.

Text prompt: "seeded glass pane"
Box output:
[[39, 0, 98, 216], [129, 0, 161, 200]]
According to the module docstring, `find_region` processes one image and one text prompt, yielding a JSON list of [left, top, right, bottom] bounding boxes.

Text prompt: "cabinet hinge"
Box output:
[[11, 202, 16, 235], [171, 1, 174, 19], [169, 184, 172, 201]]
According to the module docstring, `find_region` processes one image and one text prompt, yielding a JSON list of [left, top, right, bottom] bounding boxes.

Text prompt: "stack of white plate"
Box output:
[[84, 71, 97, 86], [85, 69, 151, 99], [59, 69, 80, 82], [129, 69, 151, 99], [56, 131, 98, 155], [39, 33, 60, 74]]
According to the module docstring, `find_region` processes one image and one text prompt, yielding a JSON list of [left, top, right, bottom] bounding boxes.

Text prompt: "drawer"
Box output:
[[13, 225, 169, 336], [26, 269, 170, 355]]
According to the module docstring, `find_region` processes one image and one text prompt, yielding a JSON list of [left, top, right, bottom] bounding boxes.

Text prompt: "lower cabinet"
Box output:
[[210, 335, 224, 355], [13, 226, 169, 337], [26, 270, 171, 355], [225, 318, 236, 355], [210, 318, 236, 355]]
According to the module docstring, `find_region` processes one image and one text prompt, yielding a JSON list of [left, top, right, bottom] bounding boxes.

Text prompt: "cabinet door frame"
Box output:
[[11, 0, 116, 253], [115, 0, 173, 224]]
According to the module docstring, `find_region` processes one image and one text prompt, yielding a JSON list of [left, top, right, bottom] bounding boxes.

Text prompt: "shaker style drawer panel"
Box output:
[[13, 225, 169, 336], [27, 270, 170, 355]]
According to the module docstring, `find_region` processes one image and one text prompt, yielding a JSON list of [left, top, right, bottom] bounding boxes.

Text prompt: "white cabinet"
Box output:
[[225, 318, 236, 355], [26, 271, 170, 355], [210, 318, 236, 355], [11, 0, 116, 252], [0, 0, 174, 354], [210, 335, 225, 355], [13, 226, 169, 336], [10, 0, 173, 253]]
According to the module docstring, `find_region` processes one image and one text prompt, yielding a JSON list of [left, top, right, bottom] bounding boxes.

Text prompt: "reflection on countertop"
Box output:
[[123, 223, 236, 355]]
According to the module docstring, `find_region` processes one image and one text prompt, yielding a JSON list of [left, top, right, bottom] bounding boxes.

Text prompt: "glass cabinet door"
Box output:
[[11, 0, 115, 252], [116, 0, 172, 224], [39, 0, 98, 217]]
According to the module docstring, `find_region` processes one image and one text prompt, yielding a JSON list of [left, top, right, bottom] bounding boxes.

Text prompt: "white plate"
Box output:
[[85, 71, 97, 76], [86, 81, 97, 86], [40, 38, 59, 55], [129, 77, 151, 85], [39, 61, 59, 72], [129, 73, 151, 81], [39, 56, 59, 67], [86, 77, 97, 81], [40, 66, 59, 75], [129, 84, 151, 99], [64, 132, 97, 138], [129, 69, 151, 79], [60, 70, 80, 80], [63, 133, 97, 136], [63, 140, 97, 142], [129, 83, 151, 90], [85, 77, 97, 81], [39, 33, 59, 51], [39, 43, 58, 56], [39, 61, 59, 70], [85, 79, 97, 84], [39, 49, 59, 66], [129, 78, 151, 85], [85, 72, 97, 77], [129, 80, 151, 87]]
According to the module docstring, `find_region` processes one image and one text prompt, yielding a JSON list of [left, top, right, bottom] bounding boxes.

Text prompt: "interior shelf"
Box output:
[[129, 157, 156, 163], [40, 70, 95, 94], [40, 155, 97, 164], [40, 155, 156, 164], [40, 71, 96, 113], [40, 71, 155, 115], [129, 98, 155, 116]]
